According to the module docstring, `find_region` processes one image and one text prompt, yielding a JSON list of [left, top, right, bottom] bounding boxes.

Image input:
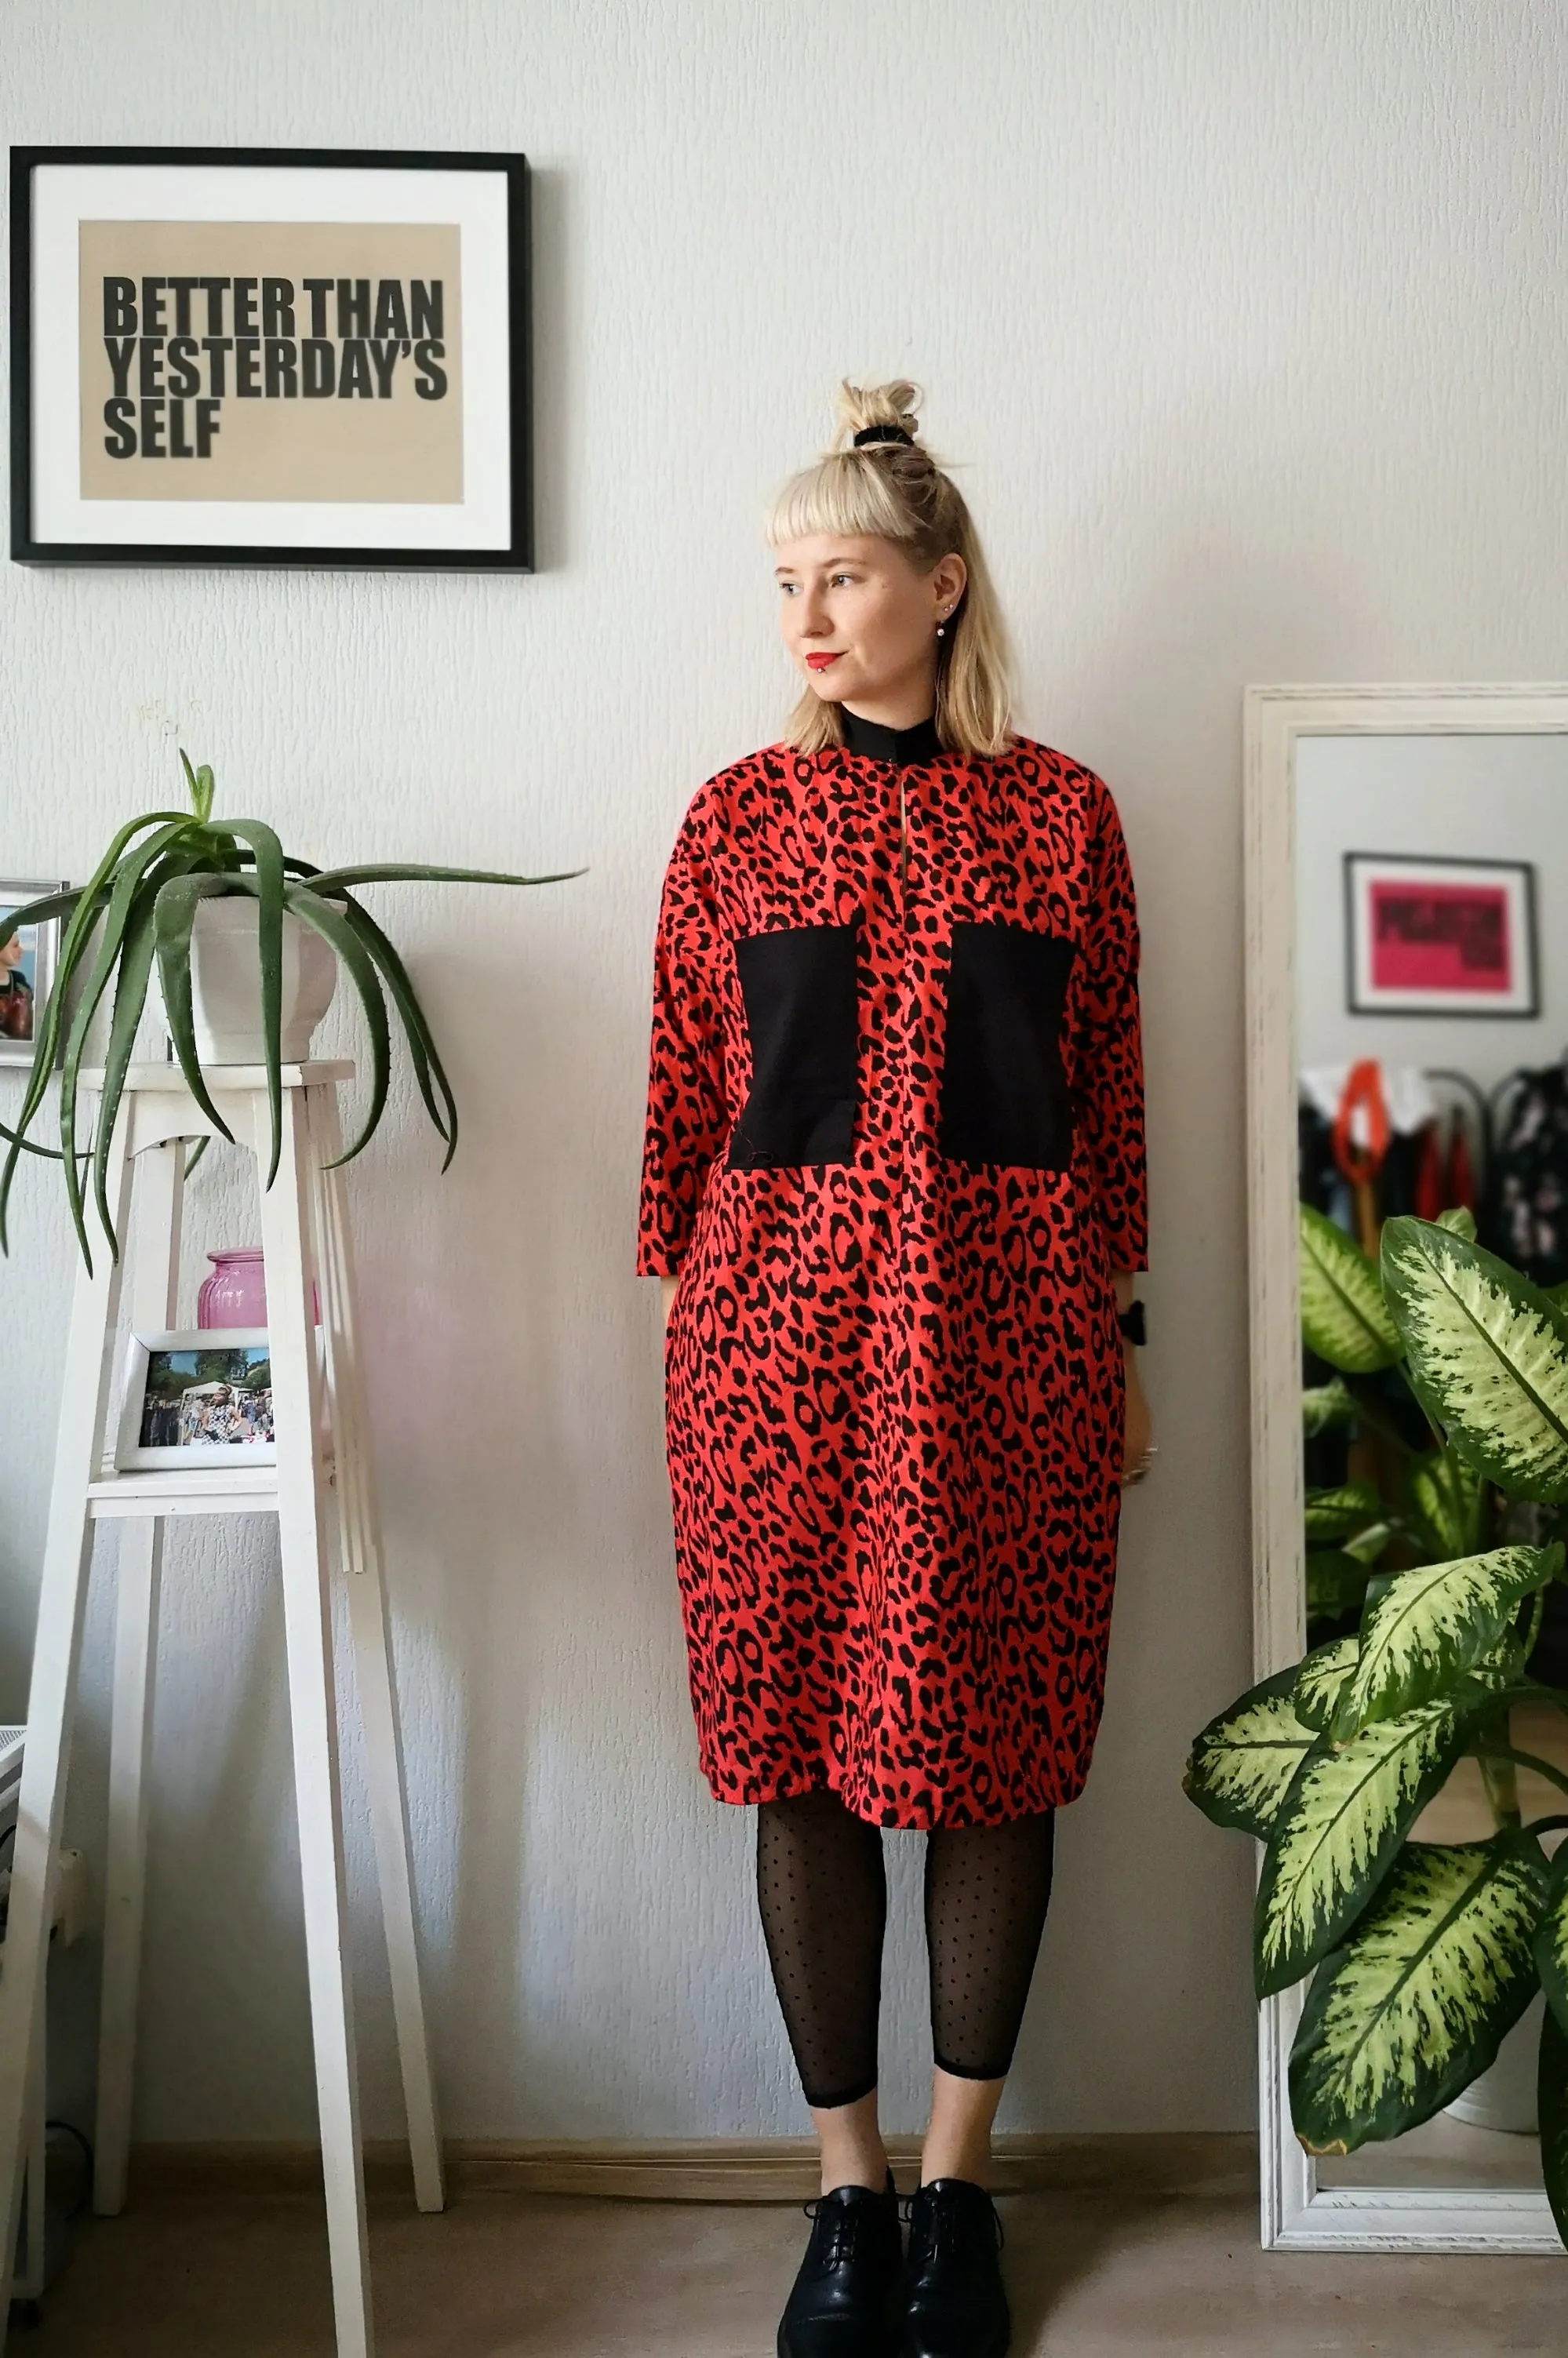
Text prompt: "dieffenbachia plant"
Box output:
[[1296, 1199, 1499, 1628], [1185, 1204, 1568, 2235], [0, 751, 576, 1268]]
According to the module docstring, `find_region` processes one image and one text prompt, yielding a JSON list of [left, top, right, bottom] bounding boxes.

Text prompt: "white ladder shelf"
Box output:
[[0, 1726, 51, 2315], [0, 1061, 444, 2357]]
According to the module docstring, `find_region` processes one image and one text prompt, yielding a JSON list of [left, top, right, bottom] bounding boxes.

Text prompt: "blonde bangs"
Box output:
[[767, 454, 911, 550]]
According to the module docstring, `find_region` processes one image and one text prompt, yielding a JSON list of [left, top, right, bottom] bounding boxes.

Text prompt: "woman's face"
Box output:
[[774, 533, 966, 723], [0, 931, 24, 972]]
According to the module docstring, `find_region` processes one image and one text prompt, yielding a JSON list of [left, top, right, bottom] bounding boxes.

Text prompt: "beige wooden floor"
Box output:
[[31, 2186, 1568, 2356]]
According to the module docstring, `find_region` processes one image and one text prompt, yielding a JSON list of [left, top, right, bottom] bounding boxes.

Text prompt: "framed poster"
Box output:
[[0, 877, 67, 1064], [1344, 850, 1539, 1017], [9, 146, 530, 570]]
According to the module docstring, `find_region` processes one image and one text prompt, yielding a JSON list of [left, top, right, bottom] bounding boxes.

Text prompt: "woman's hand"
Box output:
[[1112, 1269, 1155, 1486], [1121, 1346, 1154, 1485], [660, 1273, 681, 1330]]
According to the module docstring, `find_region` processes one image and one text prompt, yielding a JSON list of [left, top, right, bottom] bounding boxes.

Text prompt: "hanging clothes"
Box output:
[[1298, 1064, 1439, 1242], [1485, 1061, 1568, 1286]]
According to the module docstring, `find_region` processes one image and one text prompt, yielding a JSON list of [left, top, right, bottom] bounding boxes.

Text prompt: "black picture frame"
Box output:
[[1342, 850, 1541, 1020], [9, 144, 532, 571]]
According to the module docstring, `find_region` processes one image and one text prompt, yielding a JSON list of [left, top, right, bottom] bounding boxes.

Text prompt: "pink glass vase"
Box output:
[[197, 1248, 267, 1329]]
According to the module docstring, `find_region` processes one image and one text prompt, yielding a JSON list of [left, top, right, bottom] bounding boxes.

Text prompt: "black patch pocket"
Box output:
[[939, 922, 1078, 1170], [727, 923, 859, 1170]]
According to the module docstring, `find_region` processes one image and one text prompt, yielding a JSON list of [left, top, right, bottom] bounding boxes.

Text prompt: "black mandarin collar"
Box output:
[[839, 708, 943, 767]]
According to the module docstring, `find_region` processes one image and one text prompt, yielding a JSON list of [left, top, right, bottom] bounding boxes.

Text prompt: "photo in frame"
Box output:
[[1344, 850, 1540, 1018], [9, 145, 531, 569], [0, 879, 68, 1063], [115, 1330, 276, 1469]]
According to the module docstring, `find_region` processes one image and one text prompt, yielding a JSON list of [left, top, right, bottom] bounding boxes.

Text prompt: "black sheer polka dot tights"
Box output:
[[755, 1787, 1056, 2110]]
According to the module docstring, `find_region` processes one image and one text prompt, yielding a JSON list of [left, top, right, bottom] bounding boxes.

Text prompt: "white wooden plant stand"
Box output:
[[0, 1061, 444, 2356]]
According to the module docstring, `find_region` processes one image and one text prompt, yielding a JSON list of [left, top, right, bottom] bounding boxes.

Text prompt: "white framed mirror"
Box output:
[[1245, 683, 1568, 2253]]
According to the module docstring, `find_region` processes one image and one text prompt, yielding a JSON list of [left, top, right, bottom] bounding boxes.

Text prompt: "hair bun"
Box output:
[[835, 379, 922, 453]]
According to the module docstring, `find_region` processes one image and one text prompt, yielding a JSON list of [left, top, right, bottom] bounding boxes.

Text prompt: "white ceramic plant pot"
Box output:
[[1444, 1989, 1544, 2134], [166, 897, 338, 1065]]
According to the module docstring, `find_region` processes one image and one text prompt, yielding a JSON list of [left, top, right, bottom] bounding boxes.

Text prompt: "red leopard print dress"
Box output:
[[638, 728, 1147, 1830]]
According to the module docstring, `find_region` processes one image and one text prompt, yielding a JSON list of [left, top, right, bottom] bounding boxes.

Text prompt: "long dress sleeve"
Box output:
[[638, 831, 732, 1276], [1075, 781, 1148, 1272]]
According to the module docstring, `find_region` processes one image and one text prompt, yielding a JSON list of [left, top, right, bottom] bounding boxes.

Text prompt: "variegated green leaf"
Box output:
[[1254, 1688, 1490, 1997], [1327, 1545, 1562, 1743], [1539, 2000, 1568, 2249], [1304, 1377, 1359, 1438], [1305, 1482, 1382, 1543], [1407, 1445, 1485, 1563], [1307, 1552, 1373, 1623], [1301, 1203, 1403, 1374], [1532, 1836, 1568, 2040], [1381, 1217, 1568, 1502], [1290, 1836, 1548, 2153], [1435, 1206, 1477, 1241], [1184, 1665, 1317, 1840], [1343, 1521, 1392, 1566], [1293, 1633, 1360, 1732]]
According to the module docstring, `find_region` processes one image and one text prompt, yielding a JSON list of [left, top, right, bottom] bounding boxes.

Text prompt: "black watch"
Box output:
[[1116, 1300, 1147, 1346]]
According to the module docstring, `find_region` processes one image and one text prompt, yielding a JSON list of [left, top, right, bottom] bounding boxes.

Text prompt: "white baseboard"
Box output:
[[128, 2131, 1258, 2206]]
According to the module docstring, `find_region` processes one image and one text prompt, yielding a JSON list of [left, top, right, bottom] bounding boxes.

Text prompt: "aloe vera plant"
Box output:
[[0, 752, 575, 1268], [1185, 1203, 1568, 2238]]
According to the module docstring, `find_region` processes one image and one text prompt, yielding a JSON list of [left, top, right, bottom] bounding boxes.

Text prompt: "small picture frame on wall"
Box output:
[[0, 878, 68, 1064], [115, 1330, 276, 1470], [9, 145, 531, 570], [1344, 851, 1539, 1018]]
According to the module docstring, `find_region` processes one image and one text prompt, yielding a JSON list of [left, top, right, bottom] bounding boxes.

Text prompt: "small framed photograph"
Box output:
[[116, 1330, 275, 1469], [1344, 852, 1540, 1018], [10, 145, 530, 570], [0, 879, 68, 1064]]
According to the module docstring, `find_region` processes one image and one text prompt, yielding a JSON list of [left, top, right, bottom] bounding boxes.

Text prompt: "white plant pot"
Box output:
[[161, 897, 338, 1066], [1444, 1989, 1544, 2134]]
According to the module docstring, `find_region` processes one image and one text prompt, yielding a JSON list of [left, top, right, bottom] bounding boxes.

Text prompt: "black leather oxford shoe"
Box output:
[[897, 2178, 1010, 2358], [778, 2170, 904, 2358]]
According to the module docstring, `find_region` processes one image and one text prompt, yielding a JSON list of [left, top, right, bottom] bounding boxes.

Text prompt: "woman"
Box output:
[[638, 382, 1151, 2358], [0, 926, 34, 1042]]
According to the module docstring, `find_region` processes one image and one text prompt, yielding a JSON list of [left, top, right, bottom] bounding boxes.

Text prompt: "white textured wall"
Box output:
[[2, 0, 1566, 2145]]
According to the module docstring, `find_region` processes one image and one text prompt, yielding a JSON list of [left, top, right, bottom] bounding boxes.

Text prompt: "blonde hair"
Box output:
[[767, 380, 1013, 759]]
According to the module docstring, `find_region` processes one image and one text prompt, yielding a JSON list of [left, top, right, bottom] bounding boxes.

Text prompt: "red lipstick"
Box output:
[[806, 653, 842, 671]]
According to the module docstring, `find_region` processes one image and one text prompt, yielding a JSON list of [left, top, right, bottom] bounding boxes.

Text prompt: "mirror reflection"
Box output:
[[1295, 730, 1568, 2195]]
